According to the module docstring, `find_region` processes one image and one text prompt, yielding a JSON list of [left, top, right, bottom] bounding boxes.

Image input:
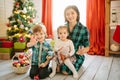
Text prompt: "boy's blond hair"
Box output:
[[32, 24, 42, 33], [32, 24, 47, 37]]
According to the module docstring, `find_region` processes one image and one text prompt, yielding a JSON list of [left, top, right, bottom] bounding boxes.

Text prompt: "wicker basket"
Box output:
[[12, 65, 30, 74], [12, 53, 30, 74]]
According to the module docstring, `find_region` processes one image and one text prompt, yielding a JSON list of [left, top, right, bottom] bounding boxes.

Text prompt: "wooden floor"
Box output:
[[0, 54, 120, 80]]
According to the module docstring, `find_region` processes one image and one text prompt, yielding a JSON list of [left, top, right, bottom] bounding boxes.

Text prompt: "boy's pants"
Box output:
[[29, 65, 52, 79]]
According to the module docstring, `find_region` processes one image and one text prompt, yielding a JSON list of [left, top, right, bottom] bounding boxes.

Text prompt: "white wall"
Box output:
[[0, 0, 13, 37]]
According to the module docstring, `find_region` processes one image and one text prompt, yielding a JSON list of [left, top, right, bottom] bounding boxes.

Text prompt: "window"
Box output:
[[52, 0, 86, 30]]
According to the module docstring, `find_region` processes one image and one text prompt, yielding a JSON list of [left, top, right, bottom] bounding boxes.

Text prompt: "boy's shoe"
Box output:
[[34, 75, 39, 80]]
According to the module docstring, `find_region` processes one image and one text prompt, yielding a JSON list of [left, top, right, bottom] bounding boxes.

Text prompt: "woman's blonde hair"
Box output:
[[64, 5, 80, 22]]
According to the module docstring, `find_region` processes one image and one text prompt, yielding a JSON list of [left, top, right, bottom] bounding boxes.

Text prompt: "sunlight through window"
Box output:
[[53, 0, 86, 30]]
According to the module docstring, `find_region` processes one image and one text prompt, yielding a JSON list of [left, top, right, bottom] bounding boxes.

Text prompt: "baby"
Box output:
[[49, 26, 78, 78]]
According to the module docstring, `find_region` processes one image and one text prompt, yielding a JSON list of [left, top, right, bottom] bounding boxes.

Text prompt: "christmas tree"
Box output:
[[6, 0, 36, 42]]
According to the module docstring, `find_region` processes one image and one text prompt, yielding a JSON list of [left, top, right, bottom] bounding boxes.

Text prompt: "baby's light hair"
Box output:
[[57, 25, 68, 34]]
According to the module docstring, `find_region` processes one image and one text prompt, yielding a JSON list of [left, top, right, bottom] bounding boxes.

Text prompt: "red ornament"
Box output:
[[29, 18, 33, 23], [6, 23, 10, 27], [15, 2, 20, 7], [18, 36, 25, 42], [19, 53, 24, 59]]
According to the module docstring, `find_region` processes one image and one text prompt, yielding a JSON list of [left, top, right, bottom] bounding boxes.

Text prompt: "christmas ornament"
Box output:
[[25, 27, 28, 30], [23, 7, 27, 13], [110, 44, 120, 51], [14, 25, 17, 28], [29, 18, 33, 23], [15, 2, 20, 8], [18, 36, 25, 42], [6, 23, 10, 27], [20, 24, 24, 29]]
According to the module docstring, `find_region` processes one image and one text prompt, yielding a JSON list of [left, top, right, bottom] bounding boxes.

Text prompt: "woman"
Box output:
[[60, 5, 90, 75]]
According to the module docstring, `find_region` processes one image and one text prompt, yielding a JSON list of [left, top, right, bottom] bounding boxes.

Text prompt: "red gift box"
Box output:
[[0, 38, 6, 41], [2, 41, 13, 48]]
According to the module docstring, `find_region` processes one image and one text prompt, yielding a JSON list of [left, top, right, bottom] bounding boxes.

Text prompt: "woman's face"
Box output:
[[58, 28, 68, 41], [34, 30, 45, 43], [65, 8, 78, 23]]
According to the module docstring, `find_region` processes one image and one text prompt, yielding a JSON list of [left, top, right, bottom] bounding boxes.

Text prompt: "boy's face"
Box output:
[[33, 30, 45, 43], [58, 28, 68, 41]]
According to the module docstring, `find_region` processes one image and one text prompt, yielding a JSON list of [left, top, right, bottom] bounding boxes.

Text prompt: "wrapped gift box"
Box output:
[[0, 38, 6, 41], [0, 48, 13, 60], [14, 42, 26, 49], [0, 41, 2, 47], [0, 53, 11, 60], [0, 48, 12, 53], [1, 41, 13, 48]]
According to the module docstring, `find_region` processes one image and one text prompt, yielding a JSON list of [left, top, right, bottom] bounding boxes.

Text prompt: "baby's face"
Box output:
[[33, 30, 45, 43], [58, 28, 68, 41]]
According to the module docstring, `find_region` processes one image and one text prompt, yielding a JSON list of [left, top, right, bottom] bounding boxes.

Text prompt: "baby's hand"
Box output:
[[58, 47, 63, 52], [46, 56, 53, 60], [64, 54, 70, 59]]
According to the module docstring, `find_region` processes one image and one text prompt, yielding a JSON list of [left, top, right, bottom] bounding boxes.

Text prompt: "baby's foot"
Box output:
[[49, 72, 56, 78], [73, 72, 78, 79]]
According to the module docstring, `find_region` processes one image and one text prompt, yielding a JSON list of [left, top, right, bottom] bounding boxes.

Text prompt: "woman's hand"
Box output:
[[76, 46, 90, 55], [76, 46, 84, 55]]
